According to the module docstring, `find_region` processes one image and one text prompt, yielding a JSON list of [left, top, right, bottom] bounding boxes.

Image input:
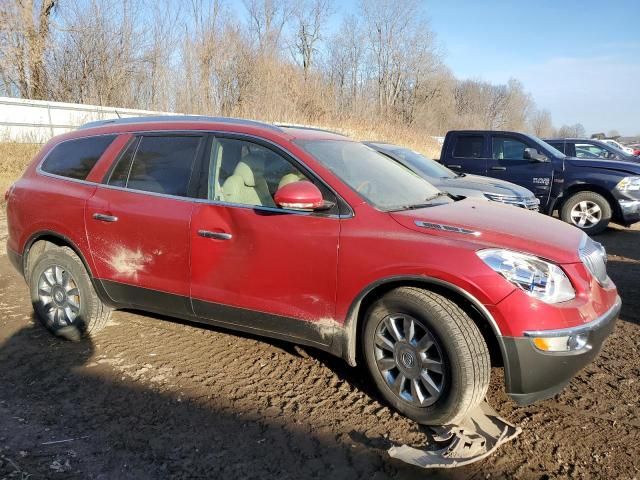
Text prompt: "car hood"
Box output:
[[565, 156, 640, 173], [390, 198, 584, 264], [434, 174, 534, 197]]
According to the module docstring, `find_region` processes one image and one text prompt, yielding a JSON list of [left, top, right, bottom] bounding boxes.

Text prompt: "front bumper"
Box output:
[[501, 295, 621, 405], [618, 199, 640, 224]]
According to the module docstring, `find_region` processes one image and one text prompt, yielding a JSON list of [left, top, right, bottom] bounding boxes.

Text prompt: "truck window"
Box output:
[[492, 136, 528, 160], [546, 141, 565, 154], [453, 135, 484, 158]]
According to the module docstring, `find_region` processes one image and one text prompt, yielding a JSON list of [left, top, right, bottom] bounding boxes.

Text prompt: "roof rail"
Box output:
[[275, 123, 349, 137], [79, 115, 283, 132]]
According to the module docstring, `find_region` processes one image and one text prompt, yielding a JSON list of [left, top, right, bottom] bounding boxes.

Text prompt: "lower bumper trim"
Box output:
[[501, 296, 620, 405]]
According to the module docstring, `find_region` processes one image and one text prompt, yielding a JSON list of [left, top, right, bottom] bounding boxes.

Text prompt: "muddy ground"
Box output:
[[0, 208, 638, 479]]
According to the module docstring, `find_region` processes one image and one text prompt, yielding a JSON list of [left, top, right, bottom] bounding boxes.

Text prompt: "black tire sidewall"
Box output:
[[29, 248, 96, 335], [363, 291, 470, 425], [561, 192, 611, 235]]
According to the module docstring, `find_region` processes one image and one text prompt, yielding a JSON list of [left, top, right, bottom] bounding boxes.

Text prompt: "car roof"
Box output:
[[544, 138, 601, 142], [76, 116, 351, 142]]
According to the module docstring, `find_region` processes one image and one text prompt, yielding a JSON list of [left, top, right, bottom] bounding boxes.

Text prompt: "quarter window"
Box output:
[[107, 136, 202, 197], [453, 135, 484, 158], [492, 137, 528, 160], [41, 135, 116, 180]]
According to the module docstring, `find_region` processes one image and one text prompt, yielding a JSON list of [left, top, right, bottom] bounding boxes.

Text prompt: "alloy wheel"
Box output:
[[37, 265, 81, 327], [570, 200, 602, 228], [373, 314, 446, 407]]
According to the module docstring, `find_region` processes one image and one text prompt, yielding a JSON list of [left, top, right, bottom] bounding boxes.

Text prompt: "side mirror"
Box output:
[[524, 148, 548, 162], [274, 180, 325, 211]]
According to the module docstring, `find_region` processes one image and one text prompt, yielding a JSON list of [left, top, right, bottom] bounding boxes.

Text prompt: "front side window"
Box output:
[[492, 136, 528, 160], [207, 138, 312, 208], [107, 135, 202, 197], [453, 135, 485, 158], [296, 140, 442, 211], [41, 135, 116, 180]]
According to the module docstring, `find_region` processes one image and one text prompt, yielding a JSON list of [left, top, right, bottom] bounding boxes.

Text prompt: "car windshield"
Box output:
[[373, 144, 457, 179], [528, 135, 566, 158], [296, 139, 444, 210]]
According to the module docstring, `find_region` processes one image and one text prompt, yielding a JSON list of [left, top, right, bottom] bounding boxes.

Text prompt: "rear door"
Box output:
[[443, 133, 488, 176], [85, 133, 206, 315], [487, 134, 554, 205]]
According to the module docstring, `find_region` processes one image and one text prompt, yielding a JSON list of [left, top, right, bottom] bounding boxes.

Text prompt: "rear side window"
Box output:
[[453, 135, 484, 158], [41, 135, 116, 180], [107, 135, 202, 197]]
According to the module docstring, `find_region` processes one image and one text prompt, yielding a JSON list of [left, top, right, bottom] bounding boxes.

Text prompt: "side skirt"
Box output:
[[100, 279, 342, 357]]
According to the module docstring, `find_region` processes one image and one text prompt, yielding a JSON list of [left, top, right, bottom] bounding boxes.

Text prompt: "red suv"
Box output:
[[5, 117, 621, 426]]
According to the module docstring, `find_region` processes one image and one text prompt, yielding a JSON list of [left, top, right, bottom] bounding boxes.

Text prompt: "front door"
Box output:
[[487, 134, 555, 205], [189, 136, 341, 348], [85, 134, 206, 315]]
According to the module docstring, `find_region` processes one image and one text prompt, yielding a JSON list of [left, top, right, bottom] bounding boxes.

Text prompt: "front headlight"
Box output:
[[477, 249, 575, 303], [616, 176, 640, 191]]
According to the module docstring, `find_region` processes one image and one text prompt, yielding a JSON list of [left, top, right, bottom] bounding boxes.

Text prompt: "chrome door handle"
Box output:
[[490, 166, 507, 171], [93, 213, 118, 222], [198, 230, 232, 240], [447, 164, 461, 169]]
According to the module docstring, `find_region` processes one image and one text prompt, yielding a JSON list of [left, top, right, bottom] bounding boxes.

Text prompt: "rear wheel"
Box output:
[[29, 246, 110, 339], [560, 191, 611, 235], [363, 287, 490, 426]]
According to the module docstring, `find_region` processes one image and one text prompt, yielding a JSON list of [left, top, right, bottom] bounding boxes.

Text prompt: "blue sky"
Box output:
[[321, 0, 640, 136]]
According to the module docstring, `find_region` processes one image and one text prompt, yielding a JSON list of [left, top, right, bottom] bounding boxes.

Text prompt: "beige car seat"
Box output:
[[277, 172, 306, 190], [222, 155, 275, 207]]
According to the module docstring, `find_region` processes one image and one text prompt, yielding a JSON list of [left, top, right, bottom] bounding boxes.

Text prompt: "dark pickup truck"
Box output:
[[440, 130, 640, 234]]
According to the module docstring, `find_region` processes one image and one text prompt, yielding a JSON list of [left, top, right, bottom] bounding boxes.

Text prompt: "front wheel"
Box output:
[[560, 191, 612, 235], [363, 287, 490, 426]]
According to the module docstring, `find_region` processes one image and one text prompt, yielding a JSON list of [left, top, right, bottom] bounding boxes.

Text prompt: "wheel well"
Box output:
[[348, 279, 504, 368], [560, 184, 621, 221], [23, 233, 93, 280]]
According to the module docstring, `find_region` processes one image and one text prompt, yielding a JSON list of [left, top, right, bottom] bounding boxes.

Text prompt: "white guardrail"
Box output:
[[0, 96, 177, 143]]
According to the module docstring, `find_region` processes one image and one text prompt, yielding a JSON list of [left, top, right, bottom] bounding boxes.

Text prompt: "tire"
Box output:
[[560, 191, 612, 235], [362, 287, 490, 426], [29, 246, 110, 340]]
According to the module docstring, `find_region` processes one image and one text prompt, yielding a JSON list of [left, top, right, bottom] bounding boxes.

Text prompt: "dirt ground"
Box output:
[[0, 208, 638, 480]]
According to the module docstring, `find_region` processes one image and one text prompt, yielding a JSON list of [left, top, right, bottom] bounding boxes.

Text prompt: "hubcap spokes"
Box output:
[[38, 266, 80, 327], [374, 314, 445, 407], [570, 201, 601, 228]]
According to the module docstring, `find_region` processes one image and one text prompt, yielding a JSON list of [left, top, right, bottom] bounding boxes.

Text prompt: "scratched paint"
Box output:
[[107, 246, 153, 278]]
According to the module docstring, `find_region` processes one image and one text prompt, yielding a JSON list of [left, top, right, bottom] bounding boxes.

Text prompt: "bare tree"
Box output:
[[290, 0, 332, 80], [243, 0, 290, 55], [0, 0, 57, 99], [529, 108, 554, 137], [557, 123, 586, 138]]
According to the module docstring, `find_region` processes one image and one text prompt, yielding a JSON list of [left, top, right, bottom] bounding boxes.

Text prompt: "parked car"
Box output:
[[602, 139, 635, 155], [440, 130, 640, 234], [6, 117, 620, 426], [545, 138, 638, 162], [365, 141, 539, 210], [629, 144, 640, 156]]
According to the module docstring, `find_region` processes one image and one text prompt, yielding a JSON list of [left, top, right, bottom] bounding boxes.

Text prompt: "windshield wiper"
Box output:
[[387, 192, 452, 211]]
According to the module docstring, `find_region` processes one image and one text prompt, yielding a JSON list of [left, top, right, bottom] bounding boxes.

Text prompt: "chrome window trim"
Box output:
[[36, 129, 354, 219], [523, 295, 621, 338]]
